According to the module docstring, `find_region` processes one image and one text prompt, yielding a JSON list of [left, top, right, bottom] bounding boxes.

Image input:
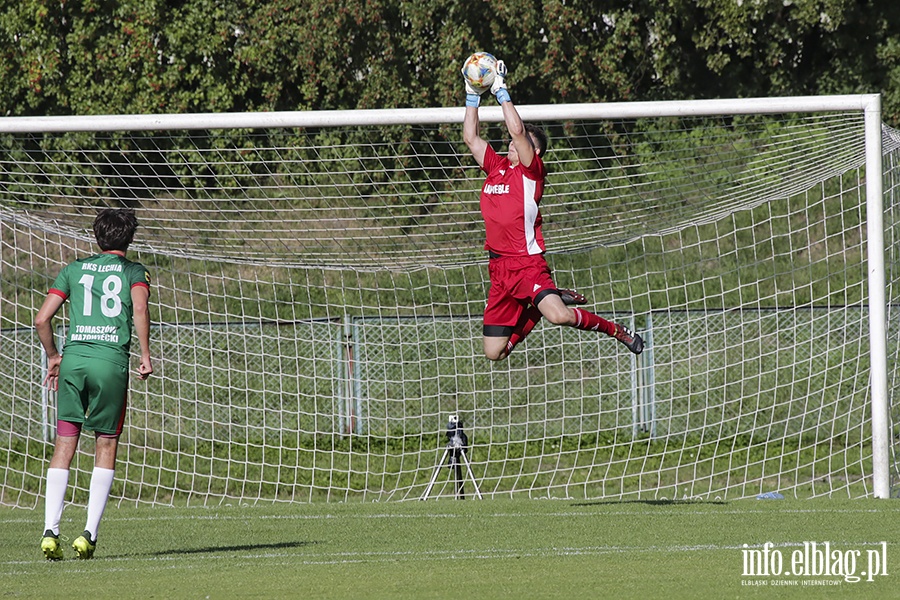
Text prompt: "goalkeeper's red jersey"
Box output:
[[479, 145, 547, 256]]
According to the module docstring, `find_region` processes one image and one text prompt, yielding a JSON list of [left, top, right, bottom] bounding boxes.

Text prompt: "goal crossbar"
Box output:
[[0, 95, 882, 132]]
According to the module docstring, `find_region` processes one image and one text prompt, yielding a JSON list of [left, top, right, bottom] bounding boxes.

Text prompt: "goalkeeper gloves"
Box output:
[[491, 60, 510, 104], [465, 80, 482, 108]]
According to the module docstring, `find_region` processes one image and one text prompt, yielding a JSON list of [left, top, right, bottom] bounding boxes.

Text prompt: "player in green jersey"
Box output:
[[34, 208, 153, 560]]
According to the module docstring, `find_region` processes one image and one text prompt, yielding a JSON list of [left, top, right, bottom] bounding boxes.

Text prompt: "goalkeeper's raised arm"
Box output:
[[489, 60, 536, 170], [462, 58, 536, 171], [462, 74, 489, 168]]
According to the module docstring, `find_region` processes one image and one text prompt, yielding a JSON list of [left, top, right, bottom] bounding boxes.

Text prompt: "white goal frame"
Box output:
[[0, 94, 890, 501]]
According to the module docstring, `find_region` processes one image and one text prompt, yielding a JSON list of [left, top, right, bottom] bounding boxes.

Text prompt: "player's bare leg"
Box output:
[[483, 334, 512, 361], [48, 433, 79, 469]]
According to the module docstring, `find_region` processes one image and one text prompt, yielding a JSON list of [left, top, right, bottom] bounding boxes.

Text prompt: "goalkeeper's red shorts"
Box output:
[[483, 253, 556, 330]]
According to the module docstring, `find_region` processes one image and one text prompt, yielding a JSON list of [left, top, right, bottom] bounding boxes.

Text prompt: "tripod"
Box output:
[[421, 416, 483, 500]]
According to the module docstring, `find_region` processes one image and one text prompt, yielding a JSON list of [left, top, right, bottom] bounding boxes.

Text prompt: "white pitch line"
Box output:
[[3, 504, 899, 527], [0, 542, 765, 574], [1, 540, 893, 574]]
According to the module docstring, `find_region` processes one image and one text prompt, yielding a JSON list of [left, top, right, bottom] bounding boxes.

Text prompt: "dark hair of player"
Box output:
[[93, 208, 138, 251], [525, 124, 548, 158]]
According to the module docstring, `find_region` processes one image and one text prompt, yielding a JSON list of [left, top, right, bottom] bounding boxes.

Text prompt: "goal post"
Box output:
[[863, 95, 890, 500], [0, 94, 894, 506]]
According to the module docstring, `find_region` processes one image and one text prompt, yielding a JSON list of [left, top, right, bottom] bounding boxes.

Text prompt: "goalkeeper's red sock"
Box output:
[[505, 305, 543, 355], [572, 308, 617, 337]]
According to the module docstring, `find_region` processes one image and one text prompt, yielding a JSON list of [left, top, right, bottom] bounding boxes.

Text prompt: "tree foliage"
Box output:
[[1, 0, 898, 123]]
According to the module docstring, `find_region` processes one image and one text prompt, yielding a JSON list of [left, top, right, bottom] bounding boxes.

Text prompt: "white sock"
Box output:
[[44, 468, 69, 535], [84, 467, 115, 541]]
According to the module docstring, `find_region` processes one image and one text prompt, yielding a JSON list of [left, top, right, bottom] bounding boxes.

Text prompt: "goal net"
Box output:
[[0, 97, 895, 506]]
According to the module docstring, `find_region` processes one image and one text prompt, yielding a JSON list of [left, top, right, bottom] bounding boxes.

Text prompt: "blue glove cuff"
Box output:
[[466, 93, 481, 108], [495, 88, 511, 104]]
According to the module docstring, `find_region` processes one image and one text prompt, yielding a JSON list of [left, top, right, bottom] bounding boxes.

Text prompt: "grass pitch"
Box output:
[[1, 498, 898, 599]]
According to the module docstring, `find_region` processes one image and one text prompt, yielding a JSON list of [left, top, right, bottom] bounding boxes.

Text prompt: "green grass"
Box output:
[[2, 498, 898, 599]]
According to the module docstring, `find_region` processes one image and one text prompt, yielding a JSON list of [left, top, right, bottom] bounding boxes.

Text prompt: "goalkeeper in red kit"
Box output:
[[462, 58, 644, 361]]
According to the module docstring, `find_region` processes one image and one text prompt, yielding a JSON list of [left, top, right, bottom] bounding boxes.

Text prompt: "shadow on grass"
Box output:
[[571, 499, 729, 507], [143, 540, 320, 557]]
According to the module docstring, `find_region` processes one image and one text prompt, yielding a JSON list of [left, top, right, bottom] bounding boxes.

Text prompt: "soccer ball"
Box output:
[[461, 52, 497, 94]]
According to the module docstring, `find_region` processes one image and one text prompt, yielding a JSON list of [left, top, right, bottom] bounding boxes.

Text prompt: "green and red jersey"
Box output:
[[49, 252, 151, 367]]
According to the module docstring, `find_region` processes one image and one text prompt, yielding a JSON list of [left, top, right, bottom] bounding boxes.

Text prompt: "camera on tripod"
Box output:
[[421, 414, 482, 500], [446, 414, 468, 451]]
